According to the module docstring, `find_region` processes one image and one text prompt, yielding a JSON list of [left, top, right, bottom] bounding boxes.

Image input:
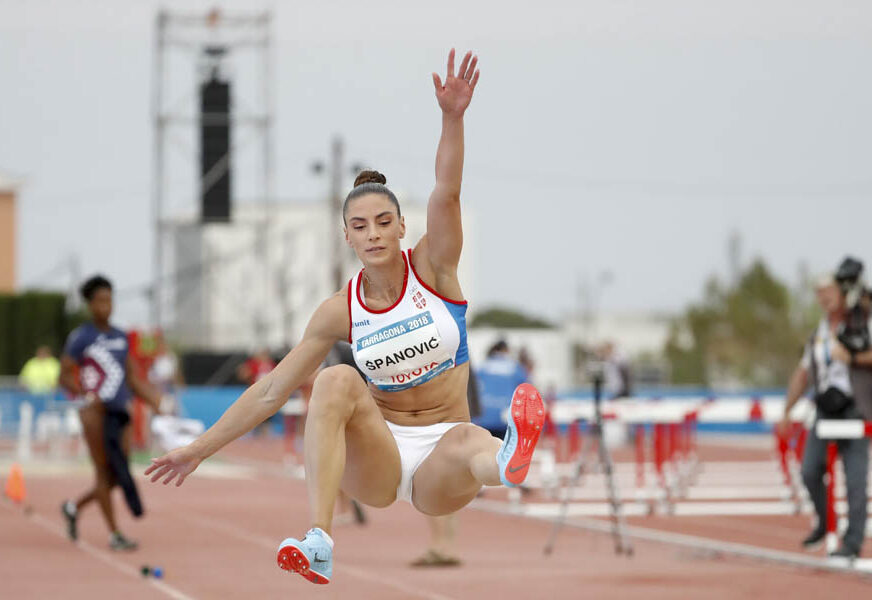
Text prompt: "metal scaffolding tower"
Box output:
[[151, 8, 273, 332]]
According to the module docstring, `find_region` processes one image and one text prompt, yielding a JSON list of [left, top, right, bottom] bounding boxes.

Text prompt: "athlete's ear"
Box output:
[[344, 226, 352, 247], [399, 216, 406, 239]]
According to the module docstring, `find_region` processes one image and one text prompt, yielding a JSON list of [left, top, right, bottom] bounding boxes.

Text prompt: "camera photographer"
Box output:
[[779, 258, 872, 559]]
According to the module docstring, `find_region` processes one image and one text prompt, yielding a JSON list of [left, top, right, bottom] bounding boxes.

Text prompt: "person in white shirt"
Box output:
[[780, 271, 872, 559]]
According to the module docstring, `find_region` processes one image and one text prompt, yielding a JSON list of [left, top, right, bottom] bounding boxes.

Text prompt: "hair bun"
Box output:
[[354, 170, 387, 187]]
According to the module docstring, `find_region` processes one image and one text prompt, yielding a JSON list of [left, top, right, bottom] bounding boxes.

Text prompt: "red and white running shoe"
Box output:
[[497, 383, 545, 487]]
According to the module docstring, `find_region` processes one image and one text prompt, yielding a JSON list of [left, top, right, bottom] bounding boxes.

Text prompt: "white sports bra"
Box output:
[[347, 249, 469, 392]]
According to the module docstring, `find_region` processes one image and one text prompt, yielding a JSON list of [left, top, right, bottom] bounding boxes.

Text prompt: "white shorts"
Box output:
[[386, 421, 466, 505]]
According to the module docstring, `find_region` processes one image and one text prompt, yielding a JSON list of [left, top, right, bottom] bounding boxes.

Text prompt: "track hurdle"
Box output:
[[815, 419, 872, 554]]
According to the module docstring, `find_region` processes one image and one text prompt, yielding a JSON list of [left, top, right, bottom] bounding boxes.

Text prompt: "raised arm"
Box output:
[[417, 49, 479, 277], [145, 292, 348, 486]]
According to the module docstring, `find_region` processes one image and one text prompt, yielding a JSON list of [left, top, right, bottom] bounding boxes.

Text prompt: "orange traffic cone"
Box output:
[[4, 463, 26, 504]]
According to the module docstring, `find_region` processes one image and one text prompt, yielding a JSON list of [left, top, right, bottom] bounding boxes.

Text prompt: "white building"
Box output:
[[169, 198, 477, 351]]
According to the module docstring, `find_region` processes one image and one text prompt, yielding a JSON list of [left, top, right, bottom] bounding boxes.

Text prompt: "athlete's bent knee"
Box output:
[[437, 424, 493, 467], [310, 365, 363, 414], [313, 364, 362, 395], [456, 424, 494, 453], [363, 491, 397, 509]]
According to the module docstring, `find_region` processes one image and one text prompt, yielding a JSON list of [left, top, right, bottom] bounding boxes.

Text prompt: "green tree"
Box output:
[[664, 260, 817, 387], [469, 306, 553, 329], [0, 291, 86, 375]]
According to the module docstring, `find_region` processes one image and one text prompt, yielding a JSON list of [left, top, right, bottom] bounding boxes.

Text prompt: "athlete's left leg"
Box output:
[[413, 383, 544, 515], [411, 424, 501, 515]]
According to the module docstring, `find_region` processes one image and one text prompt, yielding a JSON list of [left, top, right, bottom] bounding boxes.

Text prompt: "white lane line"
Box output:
[[471, 499, 872, 579], [519, 502, 651, 518], [0, 503, 195, 600], [644, 514, 804, 544], [183, 514, 457, 600], [544, 461, 790, 477], [517, 500, 803, 518], [553, 485, 795, 501]]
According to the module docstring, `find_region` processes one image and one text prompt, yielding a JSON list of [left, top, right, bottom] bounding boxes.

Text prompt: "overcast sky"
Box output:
[[2, 0, 871, 328]]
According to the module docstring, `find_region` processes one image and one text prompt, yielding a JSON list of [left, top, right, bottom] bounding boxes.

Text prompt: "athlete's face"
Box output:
[[344, 193, 405, 266], [88, 287, 113, 323]]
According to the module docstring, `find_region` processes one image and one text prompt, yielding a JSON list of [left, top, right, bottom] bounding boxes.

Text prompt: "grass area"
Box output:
[[130, 450, 154, 466], [130, 449, 226, 466]]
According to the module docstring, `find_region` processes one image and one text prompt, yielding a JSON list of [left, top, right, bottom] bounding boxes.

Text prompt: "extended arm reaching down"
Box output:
[[145, 293, 348, 486]]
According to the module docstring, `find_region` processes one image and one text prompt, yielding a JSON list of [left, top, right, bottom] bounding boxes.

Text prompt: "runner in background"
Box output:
[[59, 275, 164, 551]]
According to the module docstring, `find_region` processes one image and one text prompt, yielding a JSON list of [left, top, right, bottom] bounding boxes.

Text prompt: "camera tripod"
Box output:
[[544, 370, 633, 556]]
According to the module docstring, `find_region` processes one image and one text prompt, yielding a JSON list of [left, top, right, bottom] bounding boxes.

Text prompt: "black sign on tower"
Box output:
[[200, 57, 231, 223]]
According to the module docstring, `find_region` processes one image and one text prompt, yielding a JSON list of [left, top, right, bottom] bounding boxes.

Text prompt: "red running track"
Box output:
[[2, 438, 871, 599]]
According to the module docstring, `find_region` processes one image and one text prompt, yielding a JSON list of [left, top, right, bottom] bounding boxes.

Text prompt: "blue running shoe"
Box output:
[[497, 383, 544, 487], [277, 528, 333, 584]]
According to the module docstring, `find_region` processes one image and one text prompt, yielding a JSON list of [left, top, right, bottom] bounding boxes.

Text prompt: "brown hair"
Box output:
[[343, 170, 401, 223]]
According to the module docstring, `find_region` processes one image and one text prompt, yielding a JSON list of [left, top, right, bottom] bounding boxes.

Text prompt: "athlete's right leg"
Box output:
[[303, 364, 401, 535], [76, 403, 118, 532], [280, 365, 400, 583]]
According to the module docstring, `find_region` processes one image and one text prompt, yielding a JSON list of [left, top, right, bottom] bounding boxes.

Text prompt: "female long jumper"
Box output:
[[145, 49, 545, 585]]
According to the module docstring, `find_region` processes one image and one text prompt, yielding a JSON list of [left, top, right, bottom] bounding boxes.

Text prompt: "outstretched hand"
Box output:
[[144, 445, 202, 487], [432, 49, 479, 117]]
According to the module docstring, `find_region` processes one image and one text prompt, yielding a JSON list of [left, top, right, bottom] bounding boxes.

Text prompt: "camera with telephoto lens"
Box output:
[[835, 256, 871, 354]]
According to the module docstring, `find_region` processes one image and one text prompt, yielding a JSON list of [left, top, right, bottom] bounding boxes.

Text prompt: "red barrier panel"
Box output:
[[683, 411, 698, 457], [635, 425, 645, 489], [826, 442, 838, 537], [795, 425, 807, 462], [568, 420, 581, 460], [776, 430, 791, 485], [749, 397, 763, 421], [653, 423, 665, 481]]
